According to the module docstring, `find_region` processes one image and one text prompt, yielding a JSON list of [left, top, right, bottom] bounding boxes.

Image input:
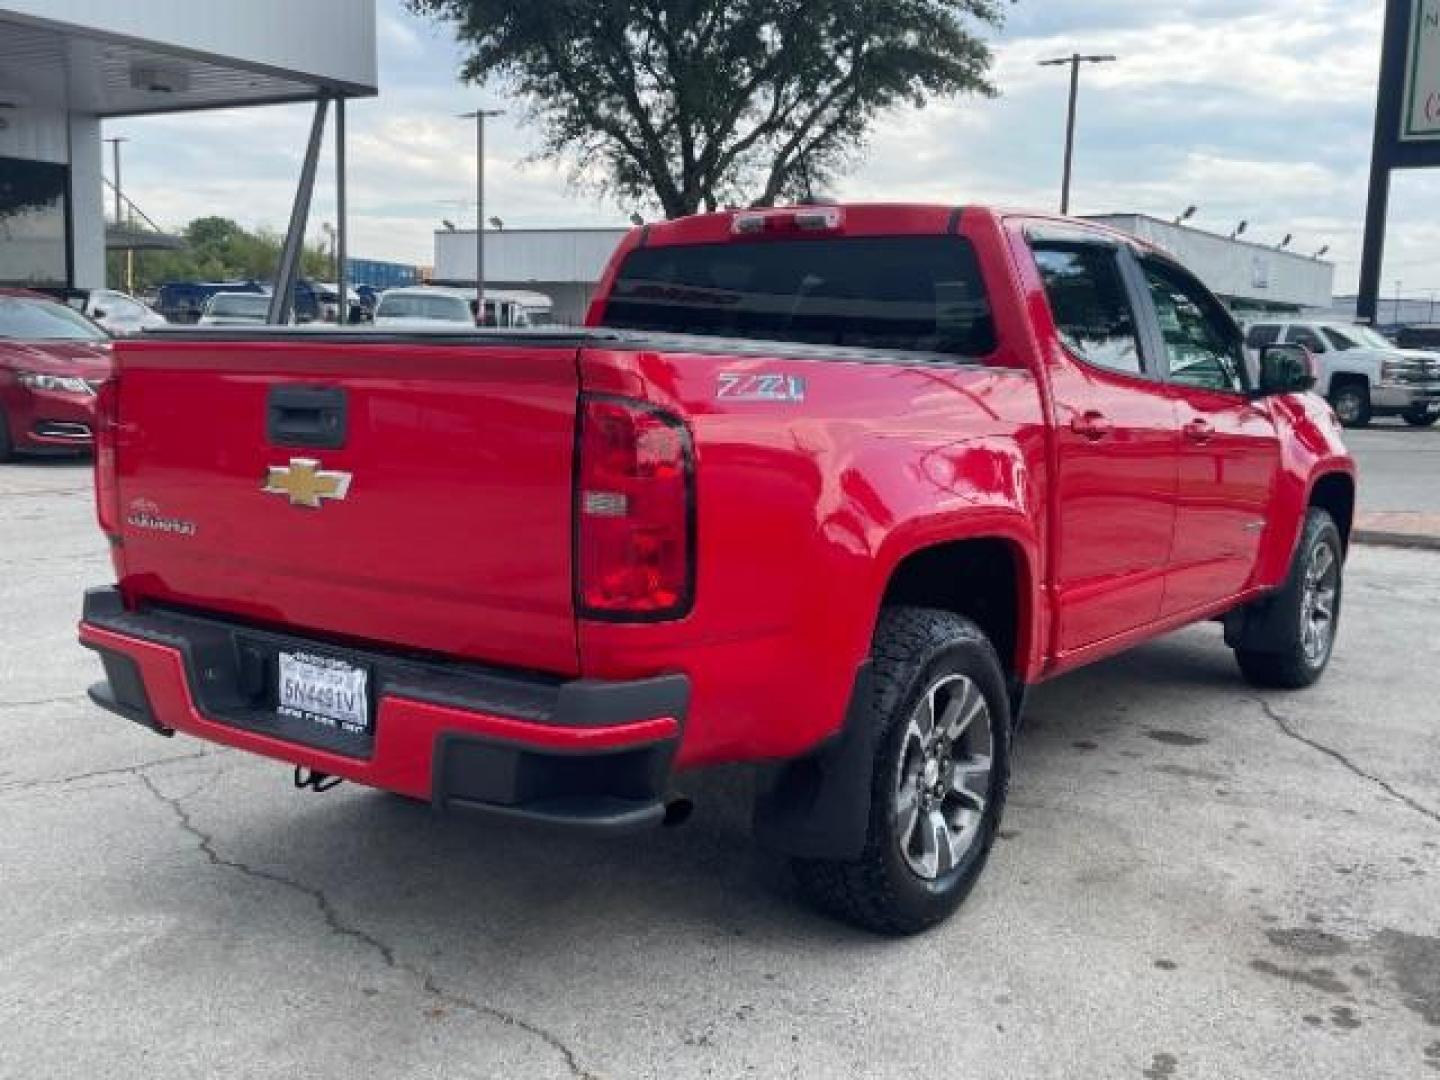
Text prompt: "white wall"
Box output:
[[2, 0, 377, 91], [436, 229, 630, 285], [1090, 215, 1335, 311], [68, 113, 103, 288], [0, 105, 68, 163]]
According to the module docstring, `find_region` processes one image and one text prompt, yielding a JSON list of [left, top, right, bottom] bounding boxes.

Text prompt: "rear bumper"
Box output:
[[79, 588, 688, 833]]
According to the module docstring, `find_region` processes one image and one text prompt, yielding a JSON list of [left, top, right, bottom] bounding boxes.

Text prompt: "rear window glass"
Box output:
[[377, 294, 473, 322], [207, 294, 269, 317], [602, 236, 996, 358]]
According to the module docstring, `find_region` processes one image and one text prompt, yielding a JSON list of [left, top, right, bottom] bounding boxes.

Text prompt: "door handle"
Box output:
[[1070, 410, 1112, 441], [1183, 418, 1214, 444]]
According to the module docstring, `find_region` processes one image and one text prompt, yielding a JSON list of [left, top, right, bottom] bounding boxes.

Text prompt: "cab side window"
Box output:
[[1246, 324, 1282, 348], [1285, 325, 1327, 353], [1031, 242, 1145, 377], [1139, 256, 1248, 394]]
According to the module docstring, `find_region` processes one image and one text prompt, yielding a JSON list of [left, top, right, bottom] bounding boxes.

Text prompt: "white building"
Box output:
[[0, 1, 377, 290], [435, 211, 1337, 326], [1085, 214, 1336, 315], [434, 227, 629, 326]]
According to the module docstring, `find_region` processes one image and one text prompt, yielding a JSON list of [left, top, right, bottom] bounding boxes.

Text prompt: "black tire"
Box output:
[[1402, 407, 1440, 428], [1235, 509, 1344, 690], [1329, 383, 1371, 429], [0, 410, 12, 463], [792, 607, 1011, 935]]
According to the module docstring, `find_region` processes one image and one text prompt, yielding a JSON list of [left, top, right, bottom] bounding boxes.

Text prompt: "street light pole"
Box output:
[[104, 136, 130, 291], [460, 109, 504, 326], [1038, 54, 1117, 216]]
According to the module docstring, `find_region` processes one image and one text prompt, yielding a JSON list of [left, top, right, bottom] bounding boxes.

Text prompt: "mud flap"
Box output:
[[752, 662, 877, 861]]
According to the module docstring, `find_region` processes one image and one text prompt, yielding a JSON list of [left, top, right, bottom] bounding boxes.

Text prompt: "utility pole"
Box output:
[[335, 97, 348, 326], [1038, 54, 1117, 215], [104, 136, 130, 291], [459, 108, 504, 326]]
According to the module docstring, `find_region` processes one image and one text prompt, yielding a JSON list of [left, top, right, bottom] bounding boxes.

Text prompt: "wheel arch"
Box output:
[[878, 534, 1038, 684], [1308, 471, 1356, 552]]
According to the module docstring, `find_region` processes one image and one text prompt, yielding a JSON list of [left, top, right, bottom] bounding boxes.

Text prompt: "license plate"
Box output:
[[277, 651, 370, 735]]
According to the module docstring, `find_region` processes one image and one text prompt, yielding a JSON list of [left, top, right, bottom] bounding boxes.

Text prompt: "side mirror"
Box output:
[[92, 308, 108, 320], [1256, 343, 1317, 396]]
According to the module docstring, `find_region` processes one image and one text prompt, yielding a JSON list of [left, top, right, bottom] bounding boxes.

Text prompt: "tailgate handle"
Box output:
[[267, 386, 348, 449]]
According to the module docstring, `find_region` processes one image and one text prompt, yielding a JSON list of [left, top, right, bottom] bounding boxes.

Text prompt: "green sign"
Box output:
[[1404, 0, 1440, 139]]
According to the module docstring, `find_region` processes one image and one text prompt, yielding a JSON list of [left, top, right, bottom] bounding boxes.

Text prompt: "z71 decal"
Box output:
[[716, 373, 807, 403]]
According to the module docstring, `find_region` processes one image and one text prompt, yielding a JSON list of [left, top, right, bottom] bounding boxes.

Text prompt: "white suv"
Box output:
[[1245, 320, 1440, 428]]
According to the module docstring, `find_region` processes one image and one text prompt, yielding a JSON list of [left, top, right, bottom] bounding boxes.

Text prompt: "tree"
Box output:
[[109, 217, 333, 293], [406, 0, 1007, 218]]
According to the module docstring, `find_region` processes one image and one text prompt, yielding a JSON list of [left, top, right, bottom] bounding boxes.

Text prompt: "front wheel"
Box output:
[[1235, 509, 1344, 689], [1329, 384, 1372, 429], [793, 607, 1011, 935], [1403, 407, 1440, 428]]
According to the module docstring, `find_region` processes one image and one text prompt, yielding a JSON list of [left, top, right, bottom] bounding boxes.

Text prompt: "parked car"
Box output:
[[372, 286, 476, 329], [198, 292, 273, 327], [157, 280, 267, 325], [80, 204, 1354, 934], [318, 283, 365, 325], [41, 288, 167, 336], [0, 288, 112, 461], [374, 285, 541, 329], [1245, 319, 1440, 427]]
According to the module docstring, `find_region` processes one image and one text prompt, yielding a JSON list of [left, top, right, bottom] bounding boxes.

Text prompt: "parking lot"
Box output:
[[2, 453, 1437, 1080]]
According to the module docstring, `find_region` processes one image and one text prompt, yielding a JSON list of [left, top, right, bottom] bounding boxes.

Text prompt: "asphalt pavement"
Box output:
[[2, 459, 1438, 1080], [1346, 423, 1440, 514]]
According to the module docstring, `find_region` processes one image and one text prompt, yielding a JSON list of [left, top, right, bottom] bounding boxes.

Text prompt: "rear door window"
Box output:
[[1030, 242, 1145, 376], [602, 235, 996, 358]]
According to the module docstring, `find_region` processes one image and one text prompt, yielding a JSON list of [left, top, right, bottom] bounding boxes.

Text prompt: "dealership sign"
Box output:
[[1404, 0, 1440, 139]]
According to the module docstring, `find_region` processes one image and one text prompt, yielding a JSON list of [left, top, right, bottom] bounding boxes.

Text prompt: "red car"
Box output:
[[78, 204, 1354, 933], [0, 288, 112, 460]]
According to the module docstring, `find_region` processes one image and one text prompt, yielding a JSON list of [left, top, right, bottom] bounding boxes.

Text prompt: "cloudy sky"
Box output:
[[109, 0, 1440, 297]]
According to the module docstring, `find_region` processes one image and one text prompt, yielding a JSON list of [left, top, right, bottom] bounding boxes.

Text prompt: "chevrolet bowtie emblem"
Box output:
[[263, 458, 353, 508]]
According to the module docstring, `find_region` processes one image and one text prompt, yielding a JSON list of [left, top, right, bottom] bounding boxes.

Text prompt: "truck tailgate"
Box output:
[[111, 337, 581, 676]]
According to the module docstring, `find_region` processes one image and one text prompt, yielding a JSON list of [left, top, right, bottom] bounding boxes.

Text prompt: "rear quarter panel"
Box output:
[[579, 346, 1048, 768]]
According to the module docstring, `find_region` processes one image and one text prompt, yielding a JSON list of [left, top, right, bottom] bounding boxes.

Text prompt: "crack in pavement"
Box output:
[[135, 772, 601, 1080], [1258, 698, 1440, 826], [0, 749, 218, 795], [0, 693, 89, 712]]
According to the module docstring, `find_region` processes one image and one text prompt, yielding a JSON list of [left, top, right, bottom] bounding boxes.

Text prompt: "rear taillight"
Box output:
[[576, 395, 694, 620], [94, 377, 120, 537]]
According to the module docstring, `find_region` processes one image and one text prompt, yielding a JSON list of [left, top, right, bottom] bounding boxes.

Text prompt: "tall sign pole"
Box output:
[[1358, 0, 1440, 323]]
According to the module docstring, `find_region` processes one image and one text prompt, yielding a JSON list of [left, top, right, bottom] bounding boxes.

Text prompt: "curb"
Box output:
[[1352, 529, 1440, 552]]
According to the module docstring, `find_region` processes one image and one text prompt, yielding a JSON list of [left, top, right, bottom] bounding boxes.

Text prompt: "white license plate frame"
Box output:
[[277, 651, 371, 735]]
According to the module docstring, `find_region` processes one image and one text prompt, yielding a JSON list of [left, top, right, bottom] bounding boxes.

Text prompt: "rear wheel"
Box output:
[[793, 607, 1010, 935], [1329, 383, 1372, 429], [1402, 407, 1439, 428], [1235, 509, 1343, 689]]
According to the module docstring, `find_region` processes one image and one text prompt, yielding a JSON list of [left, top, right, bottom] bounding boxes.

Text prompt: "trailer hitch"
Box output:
[[293, 766, 343, 793]]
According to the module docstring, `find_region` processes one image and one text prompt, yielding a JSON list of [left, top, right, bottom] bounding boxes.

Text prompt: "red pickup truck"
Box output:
[[79, 204, 1355, 934]]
